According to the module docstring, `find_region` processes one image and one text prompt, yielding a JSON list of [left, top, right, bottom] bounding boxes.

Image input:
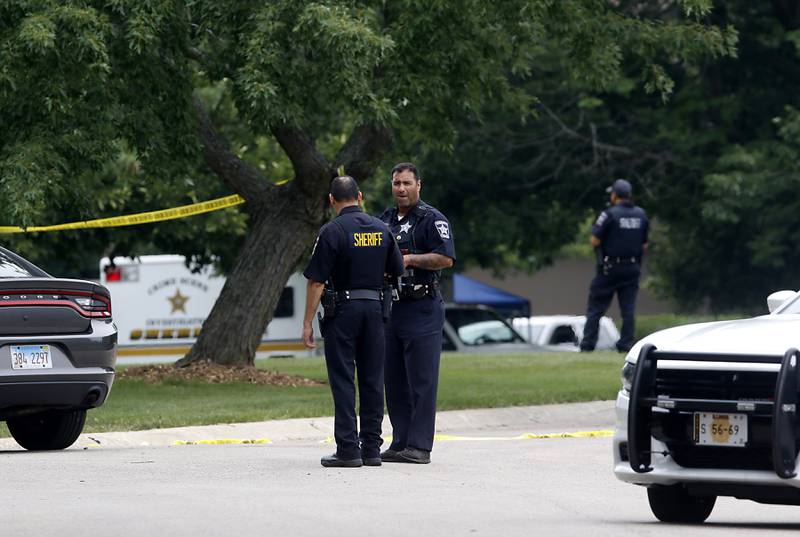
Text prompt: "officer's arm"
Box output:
[[410, 213, 455, 269], [301, 224, 339, 348], [405, 253, 454, 270], [590, 210, 611, 248], [302, 280, 326, 348]]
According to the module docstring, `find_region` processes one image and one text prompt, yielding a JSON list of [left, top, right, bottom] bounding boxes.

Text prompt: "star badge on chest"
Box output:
[[399, 221, 412, 234]]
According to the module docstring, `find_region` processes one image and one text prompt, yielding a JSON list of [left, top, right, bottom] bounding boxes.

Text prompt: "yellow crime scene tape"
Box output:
[[173, 438, 272, 446], [167, 430, 612, 447], [0, 194, 246, 234], [0, 178, 295, 233]]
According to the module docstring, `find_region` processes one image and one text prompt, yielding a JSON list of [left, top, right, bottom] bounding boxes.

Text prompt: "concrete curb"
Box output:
[[0, 400, 615, 450]]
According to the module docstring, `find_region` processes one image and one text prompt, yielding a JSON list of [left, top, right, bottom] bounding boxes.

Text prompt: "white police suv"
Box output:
[[614, 289, 800, 523]]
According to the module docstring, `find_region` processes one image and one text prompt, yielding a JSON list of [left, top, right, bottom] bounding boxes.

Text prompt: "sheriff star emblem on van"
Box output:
[[168, 289, 189, 314]]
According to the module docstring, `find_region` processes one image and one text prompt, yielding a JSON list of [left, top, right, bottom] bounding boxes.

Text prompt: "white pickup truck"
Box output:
[[511, 315, 620, 352]]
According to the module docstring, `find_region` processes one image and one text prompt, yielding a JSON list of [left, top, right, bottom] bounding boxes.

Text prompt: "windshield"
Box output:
[[446, 308, 525, 345], [0, 250, 34, 278]]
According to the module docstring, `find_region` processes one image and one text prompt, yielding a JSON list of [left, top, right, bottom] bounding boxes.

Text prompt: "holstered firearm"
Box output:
[[320, 282, 337, 319], [381, 280, 393, 322], [398, 248, 417, 298], [595, 247, 611, 276]]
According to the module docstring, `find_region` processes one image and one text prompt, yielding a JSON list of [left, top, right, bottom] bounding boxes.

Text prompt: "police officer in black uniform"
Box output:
[[302, 176, 404, 468], [580, 179, 649, 353], [379, 162, 456, 464]]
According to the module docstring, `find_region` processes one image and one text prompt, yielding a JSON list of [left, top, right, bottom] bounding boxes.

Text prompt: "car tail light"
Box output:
[[0, 291, 112, 318], [70, 294, 112, 318]]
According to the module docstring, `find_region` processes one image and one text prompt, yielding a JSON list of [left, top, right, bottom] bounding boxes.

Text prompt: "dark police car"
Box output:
[[0, 247, 116, 450]]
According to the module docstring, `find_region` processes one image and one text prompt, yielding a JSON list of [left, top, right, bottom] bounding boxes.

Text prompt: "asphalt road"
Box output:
[[4, 426, 800, 535]]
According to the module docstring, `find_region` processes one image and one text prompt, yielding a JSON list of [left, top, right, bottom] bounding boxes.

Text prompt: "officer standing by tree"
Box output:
[[379, 163, 456, 464], [580, 179, 649, 353], [302, 176, 404, 468]]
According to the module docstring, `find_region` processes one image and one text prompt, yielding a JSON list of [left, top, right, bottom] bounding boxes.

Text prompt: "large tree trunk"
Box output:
[[177, 186, 323, 366], [179, 100, 393, 367]]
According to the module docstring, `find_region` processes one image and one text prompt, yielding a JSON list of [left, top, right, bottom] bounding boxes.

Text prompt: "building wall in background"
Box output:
[[463, 257, 673, 316]]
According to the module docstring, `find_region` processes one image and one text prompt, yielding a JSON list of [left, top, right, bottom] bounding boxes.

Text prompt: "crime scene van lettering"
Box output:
[[353, 232, 383, 247]]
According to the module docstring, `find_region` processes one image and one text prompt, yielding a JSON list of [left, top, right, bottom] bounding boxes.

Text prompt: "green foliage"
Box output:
[[411, 1, 800, 315], [1, 0, 736, 289], [0, 0, 223, 276], [642, 3, 800, 311], [650, 108, 800, 311], [416, 0, 737, 272]]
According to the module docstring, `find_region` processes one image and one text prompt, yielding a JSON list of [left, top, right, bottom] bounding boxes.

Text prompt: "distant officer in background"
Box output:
[[302, 176, 404, 468], [580, 179, 649, 353], [379, 162, 456, 464]]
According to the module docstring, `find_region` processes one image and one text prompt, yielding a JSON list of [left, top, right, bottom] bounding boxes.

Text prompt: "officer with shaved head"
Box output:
[[302, 175, 404, 468]]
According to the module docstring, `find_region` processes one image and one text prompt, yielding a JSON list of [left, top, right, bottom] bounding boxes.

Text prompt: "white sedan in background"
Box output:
[[614, 289, 800, 523], [512, 315, 620, 352]]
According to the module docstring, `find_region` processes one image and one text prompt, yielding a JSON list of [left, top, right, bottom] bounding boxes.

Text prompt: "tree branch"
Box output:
[[334, 123, 395, 182], [271, 123, 332, 193], [185, 46, 204, 62], [193, 96, 273, 203]]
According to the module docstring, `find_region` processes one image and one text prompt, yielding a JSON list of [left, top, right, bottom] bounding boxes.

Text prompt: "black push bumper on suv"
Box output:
[[628, 344, 800, 479]]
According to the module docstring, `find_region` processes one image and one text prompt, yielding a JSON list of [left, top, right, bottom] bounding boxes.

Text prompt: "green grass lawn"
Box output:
[[0, 351, 624, 436]]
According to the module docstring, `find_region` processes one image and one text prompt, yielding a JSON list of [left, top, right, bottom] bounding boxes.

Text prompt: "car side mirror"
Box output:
[[767, 290, 796, 313]]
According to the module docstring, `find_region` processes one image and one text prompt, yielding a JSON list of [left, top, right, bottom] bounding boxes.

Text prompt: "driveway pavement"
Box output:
[[0, 400, 616, 450], [4, 400, 800, 536]]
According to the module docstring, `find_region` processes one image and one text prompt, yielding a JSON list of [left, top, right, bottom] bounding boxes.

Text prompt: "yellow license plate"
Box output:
[[694, 412, 747, 447]]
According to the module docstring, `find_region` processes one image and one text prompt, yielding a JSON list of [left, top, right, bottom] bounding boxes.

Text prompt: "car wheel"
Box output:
[[7, 409, 87, 451], [647, 485, 715, 523]]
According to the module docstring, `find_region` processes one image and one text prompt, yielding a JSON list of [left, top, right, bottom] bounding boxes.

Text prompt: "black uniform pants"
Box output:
[[384, 296, 444, 453], [322, 300, 385, 460], [582, 263, 641, 352]]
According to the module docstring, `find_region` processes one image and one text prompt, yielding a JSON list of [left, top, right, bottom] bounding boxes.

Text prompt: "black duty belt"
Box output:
[[604, 256, 640, 264], [398, 281, 439, 301], [336, 289, 382, 301]]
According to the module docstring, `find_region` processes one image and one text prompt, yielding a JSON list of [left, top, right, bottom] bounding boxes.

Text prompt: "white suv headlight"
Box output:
[[621, 361, 635, 393]]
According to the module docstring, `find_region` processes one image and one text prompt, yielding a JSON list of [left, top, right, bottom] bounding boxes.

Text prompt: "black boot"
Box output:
[[320, 453, 363, 468]]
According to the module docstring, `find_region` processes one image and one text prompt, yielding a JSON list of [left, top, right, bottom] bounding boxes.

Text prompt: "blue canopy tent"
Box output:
[[452, 274, 530, 318]]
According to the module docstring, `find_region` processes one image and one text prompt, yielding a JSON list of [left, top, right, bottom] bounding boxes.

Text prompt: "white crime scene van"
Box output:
[[100, 255, 312, 363]]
